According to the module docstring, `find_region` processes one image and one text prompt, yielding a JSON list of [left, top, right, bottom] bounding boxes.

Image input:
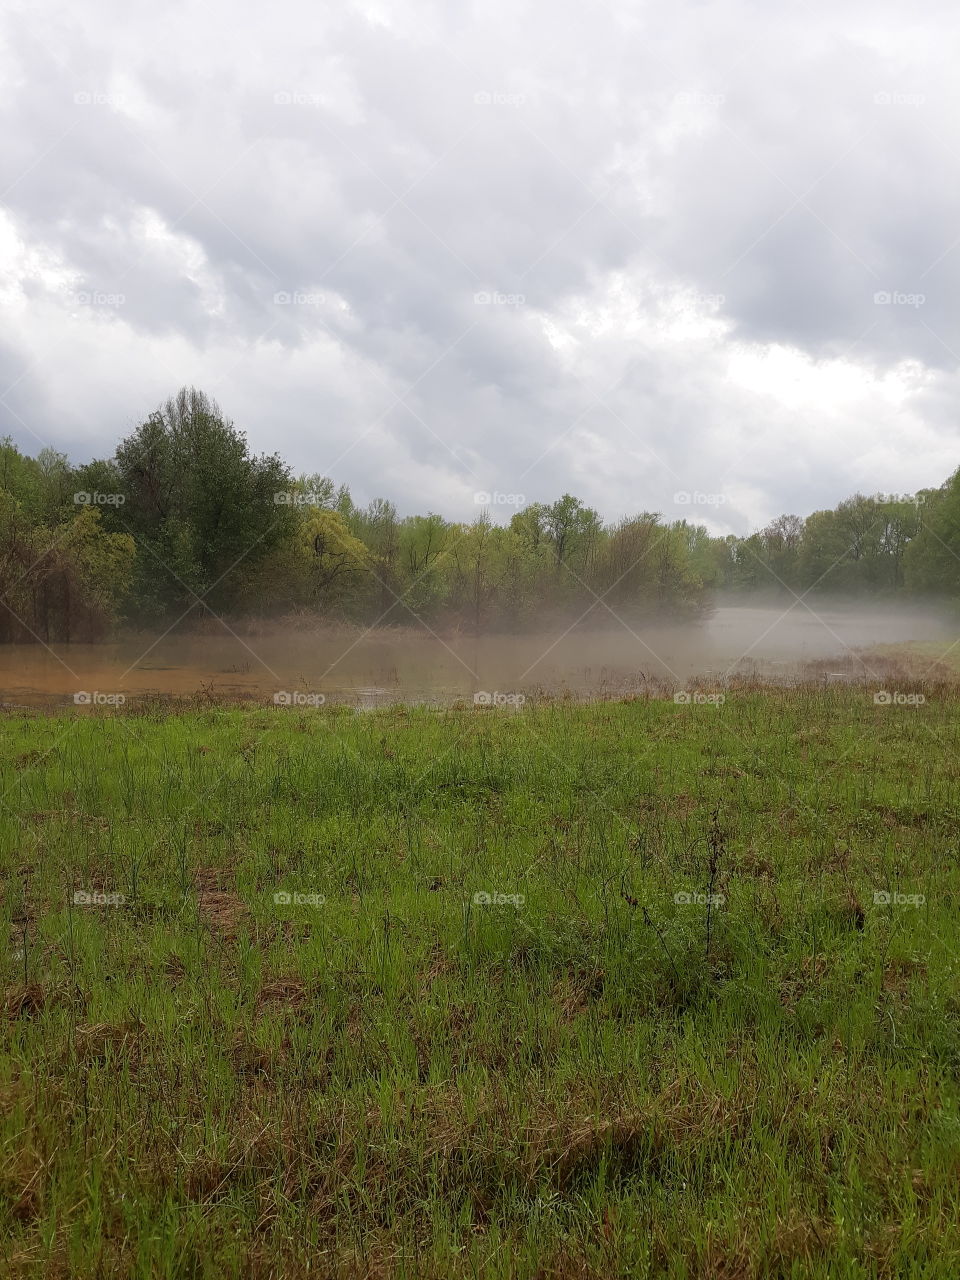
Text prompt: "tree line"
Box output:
[[0, 387, 957, 642]]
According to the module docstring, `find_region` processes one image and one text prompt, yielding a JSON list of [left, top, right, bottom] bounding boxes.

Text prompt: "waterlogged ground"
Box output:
[[0, 604, 954, 707]]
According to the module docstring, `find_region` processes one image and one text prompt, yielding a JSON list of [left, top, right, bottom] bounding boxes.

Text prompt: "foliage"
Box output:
[[0, 389, 957, 642]]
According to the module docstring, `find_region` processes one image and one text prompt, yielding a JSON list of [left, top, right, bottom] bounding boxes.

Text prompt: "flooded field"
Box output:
[[0, 604, 953, 708]]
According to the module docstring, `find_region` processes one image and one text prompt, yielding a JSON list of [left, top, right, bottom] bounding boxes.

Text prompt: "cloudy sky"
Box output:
[[0, 0, 957, 535]]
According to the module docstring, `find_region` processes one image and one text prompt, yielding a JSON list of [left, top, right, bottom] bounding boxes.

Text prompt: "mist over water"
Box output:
[[0, 601, 953, 708]]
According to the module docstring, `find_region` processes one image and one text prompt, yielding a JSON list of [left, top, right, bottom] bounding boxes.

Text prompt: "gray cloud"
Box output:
[[1, 0, 958, 533]]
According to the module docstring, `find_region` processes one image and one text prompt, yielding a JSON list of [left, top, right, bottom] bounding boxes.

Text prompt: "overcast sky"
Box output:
[[1, 0, 957, 535]]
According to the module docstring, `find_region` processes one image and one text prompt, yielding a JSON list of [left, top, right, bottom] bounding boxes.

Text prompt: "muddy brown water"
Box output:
[[0, 606, 953, 708]]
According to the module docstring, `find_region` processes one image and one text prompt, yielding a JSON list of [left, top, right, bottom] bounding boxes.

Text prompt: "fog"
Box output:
[[0, 601, 953, 708]]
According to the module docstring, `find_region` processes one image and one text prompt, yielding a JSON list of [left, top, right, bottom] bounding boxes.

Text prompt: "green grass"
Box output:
[[3, 683, 960, 1277]]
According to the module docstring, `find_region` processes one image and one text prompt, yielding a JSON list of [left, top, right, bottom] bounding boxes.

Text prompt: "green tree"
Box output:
[[113, 387, 298, 618], [904, 474, 960, 594], [543, 494, 602, 571]]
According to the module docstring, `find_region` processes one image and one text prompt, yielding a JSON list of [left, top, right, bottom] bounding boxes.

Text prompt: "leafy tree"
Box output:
[[113, 387, 298, 618], [543, 494, 602, 571], [303, 510, 371, 600], [0, 438, 43, 517], [449, 516, 512, 631], [904, 474, 960, 594], [397, 514, 450, 617], [0, 494, 134, 642]]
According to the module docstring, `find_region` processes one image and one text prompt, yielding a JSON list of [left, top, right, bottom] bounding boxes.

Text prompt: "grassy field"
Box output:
[[2, 681, 960, 1277]]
